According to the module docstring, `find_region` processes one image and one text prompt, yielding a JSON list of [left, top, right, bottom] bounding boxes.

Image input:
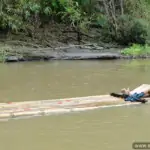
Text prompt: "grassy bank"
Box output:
[[121, 44, 150, 57]]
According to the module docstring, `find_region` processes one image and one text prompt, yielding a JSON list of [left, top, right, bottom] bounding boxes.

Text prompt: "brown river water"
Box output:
[[0, 59, 150, 150]]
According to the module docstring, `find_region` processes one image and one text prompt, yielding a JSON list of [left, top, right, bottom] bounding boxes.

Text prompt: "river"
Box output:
[[0, 59, 150, 150]]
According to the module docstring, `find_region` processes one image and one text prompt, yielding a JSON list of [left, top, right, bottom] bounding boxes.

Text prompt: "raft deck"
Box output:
[[0, 84, 150, 121]]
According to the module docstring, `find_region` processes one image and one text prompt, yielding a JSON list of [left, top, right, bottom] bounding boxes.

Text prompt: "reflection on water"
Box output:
[[0, 59, 150, 150]]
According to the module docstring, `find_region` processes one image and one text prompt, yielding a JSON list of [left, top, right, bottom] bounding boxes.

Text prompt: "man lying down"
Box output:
[[110, 88, 150, 103]]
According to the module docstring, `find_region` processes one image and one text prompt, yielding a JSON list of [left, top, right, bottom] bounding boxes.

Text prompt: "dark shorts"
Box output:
[[125, 92, 145, 102]]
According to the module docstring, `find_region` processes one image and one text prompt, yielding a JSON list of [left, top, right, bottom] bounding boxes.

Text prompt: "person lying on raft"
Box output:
[[110, 88, 150, 103]]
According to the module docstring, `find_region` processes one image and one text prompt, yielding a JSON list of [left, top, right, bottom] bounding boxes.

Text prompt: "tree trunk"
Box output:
[[120, 0, 124, 15]]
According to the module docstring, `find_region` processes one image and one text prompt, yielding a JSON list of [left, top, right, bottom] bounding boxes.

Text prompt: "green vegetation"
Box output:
[[0, 45, 12, 62], [0, 46, 8, 62], [0, 0, 150, 46], [121, 44, 150, 56]]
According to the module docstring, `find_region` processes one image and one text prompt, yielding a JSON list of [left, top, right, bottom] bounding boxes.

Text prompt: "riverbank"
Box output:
[[0, 43, 121, 62], [1, 43, 150, 63], [0, 0, 150, 63], [0, 24, 150, 62], [0, 24, 123, 62]]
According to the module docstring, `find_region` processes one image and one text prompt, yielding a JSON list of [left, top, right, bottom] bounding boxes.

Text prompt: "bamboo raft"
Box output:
[[0, 84, 150, 121]]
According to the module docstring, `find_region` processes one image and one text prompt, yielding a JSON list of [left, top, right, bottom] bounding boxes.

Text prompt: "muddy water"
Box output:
[[0, 60, 150, 150]]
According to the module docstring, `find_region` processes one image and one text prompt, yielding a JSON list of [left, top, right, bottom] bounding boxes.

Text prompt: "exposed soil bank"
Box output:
[[1, 44, 150, 62], [3, 44, 121, 62], [0, 25, 150, 63], [2, 45, 150, 63]]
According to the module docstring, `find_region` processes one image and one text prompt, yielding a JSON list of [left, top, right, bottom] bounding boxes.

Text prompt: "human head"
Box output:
[[121, 89, 127, 94]]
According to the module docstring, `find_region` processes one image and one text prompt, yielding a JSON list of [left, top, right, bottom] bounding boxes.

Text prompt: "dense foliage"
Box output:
[[0, 0, 150, 45]]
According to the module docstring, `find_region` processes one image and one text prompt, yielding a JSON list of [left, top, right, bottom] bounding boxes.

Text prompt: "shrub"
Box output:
[[121, 44, 150, 56], [101, 15, 148, 45]]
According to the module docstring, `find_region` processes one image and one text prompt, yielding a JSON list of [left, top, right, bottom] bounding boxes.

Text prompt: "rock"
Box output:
[[94, 46, 104, 50], [5, 56, 20, 62]]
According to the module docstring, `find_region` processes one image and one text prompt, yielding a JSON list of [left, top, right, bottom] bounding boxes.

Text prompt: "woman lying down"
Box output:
[[110, 88, 150, 103]]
